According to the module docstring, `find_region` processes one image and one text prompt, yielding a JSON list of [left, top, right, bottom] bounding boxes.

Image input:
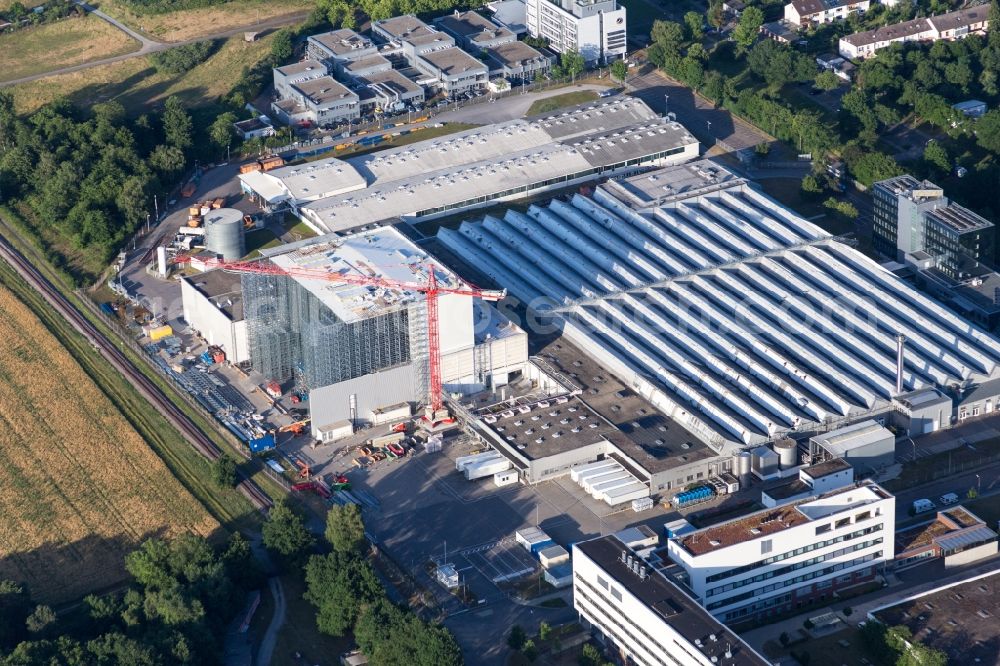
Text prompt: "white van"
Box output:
[[913, 498, 936, 514], [939, 492, 959, 505]]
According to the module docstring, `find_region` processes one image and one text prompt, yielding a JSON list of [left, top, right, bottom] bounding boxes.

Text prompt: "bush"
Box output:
[[779, 631, 791, 647], [151, 41, 215, 75], [843, 606, 853, 617], [508, 625, 527, 650], [803, 619, 814, 630], [210, 454, 238, 487]]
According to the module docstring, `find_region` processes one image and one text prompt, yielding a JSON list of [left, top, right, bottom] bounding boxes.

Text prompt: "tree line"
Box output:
[[0, 533, 261, 665], [261, 500, 463, 666], [0, 92, 198, 276], [0, 0, 82, 32]]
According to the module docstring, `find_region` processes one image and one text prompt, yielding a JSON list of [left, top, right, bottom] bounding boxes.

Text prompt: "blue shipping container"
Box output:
[[530, 539, 555, 555], [249, 433, 276, 453], [100, 302, 115, 316]]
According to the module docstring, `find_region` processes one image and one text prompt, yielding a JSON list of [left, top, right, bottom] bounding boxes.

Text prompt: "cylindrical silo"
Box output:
[[203, 208, 246, 260], [774, 437, 797, 469], [737, 451, 752, 488]]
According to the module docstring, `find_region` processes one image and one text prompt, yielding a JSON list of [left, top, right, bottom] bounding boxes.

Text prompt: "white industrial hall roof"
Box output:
[[437, 160, 1000, 450], [239, 97, 697, 232]]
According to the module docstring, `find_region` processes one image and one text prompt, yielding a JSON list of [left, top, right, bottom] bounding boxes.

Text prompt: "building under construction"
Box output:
[[239, 227, 527, 435]]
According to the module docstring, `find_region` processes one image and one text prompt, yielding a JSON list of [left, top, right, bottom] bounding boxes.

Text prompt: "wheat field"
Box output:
[[0, 285, 218, 604]]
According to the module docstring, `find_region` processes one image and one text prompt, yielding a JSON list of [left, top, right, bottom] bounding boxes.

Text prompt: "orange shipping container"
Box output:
[[260, 156, 284, 171], [239, 162, 262, 174]]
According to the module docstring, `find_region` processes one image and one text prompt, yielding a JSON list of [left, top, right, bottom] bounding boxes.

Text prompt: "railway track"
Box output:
[[0, 234, 273, 512]]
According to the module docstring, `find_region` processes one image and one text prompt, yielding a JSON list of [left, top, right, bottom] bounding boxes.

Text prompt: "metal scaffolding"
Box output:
[[243, 271, 413, 388]]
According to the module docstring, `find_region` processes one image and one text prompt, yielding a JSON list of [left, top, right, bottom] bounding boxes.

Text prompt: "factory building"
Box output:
[[573, 535, 770, 666], [665, 481, 895, 623], [180, 270, 250, 364], [232, 228, 528, 437], [809, 420, 896, 473], [438, 160, 1000, 455], [238, 97, 699, 233]]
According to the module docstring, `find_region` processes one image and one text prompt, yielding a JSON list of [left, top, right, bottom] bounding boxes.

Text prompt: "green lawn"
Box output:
[[243, 228, 281, 258], [527, 90, 600, 116]]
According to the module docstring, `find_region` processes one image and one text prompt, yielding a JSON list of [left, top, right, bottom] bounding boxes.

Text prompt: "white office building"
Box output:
[[573, 535, 770, 666], [525, 0, 626, 64], [666, 481, 895, 624]]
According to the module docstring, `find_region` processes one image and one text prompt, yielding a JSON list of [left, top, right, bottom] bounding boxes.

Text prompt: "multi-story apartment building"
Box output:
[[525, 0, 626, 65], [573, 535, 771, 666], [784, 0, 870, 27], [666, 482, 895, 624], [839, 5, 990, 59], [872, 175, 995, 278]]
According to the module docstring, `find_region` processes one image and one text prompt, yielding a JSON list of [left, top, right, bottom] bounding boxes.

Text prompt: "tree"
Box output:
[[990, 0, 1000, 50], [523, 639, 538, 662], [733, 6, 764, 54], [684, 11, 704, 41], [149, 144, 186, 180], [967, 486, 979, 499], [261, 501, 314, 562], [508, 625, 527, 650], [824, 198, 858, 219], [0, 581, 32, 650], [539, 621, 552, 641], [304, 551, 382, 637], [610, 58, 628, 83], [650, 20, 686, 60], [208, 112, 236, 157], [162, 97, 193, 153], [845, 149, 903, 186], [560, 50, 585, 82], [324, 503, 366, 554], [25, 605, 56, 635], [975, 109, 1000, 153], [802, 174, 823, 194], [580, 643, 604, 666], [923, 141, 950, 173], [211, 454, 238, 488], [815, 70, 840, 91], [270, 28, 294, 63], [779, 631, 791, 647]]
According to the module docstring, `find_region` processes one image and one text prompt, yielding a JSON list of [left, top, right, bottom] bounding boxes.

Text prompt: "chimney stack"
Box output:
[[896, 334, 906, 395]]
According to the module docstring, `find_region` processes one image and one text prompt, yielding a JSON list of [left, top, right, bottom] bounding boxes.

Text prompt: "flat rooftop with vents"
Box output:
[[574, 535, 770, 666], [676, 482, 892, 556], [871, 570, 1000, 665]]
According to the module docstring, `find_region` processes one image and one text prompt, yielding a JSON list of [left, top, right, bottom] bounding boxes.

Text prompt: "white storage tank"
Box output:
[[774, 437, 798, 469], [738, 450, 752, 486], [203, 208, 246, 260]]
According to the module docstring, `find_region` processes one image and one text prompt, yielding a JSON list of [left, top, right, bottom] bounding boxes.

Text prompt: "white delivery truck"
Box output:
[[912, 498, 936, 514]]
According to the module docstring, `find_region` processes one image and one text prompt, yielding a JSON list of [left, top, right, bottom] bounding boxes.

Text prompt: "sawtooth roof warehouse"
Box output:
[[438, 160, 1000, 463], [237, 97, 698, 234]]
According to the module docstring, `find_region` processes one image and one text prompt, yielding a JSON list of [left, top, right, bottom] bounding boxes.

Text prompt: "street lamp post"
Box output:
[[706, 120, 712, 134], [664, 94, 669, 117], [976, 473, 981, 493]]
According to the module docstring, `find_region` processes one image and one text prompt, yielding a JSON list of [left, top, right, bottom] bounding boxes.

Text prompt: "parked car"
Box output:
[[939, 492, 959, 505]]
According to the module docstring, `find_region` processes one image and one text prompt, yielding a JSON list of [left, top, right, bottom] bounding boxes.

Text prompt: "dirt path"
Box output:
[[256, 576, 287, 666]]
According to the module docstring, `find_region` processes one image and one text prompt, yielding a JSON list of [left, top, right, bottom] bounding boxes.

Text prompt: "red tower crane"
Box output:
[[176, 256, 505, 414]]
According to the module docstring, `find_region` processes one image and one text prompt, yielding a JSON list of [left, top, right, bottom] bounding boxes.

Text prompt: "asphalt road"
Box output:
[[0, 4, 309, 88], [257, 577, 286, 666], [626, 67, 769, 153]]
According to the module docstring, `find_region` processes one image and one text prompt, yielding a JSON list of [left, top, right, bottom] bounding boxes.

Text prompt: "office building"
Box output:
[[573, 535, 771, 666], [271, 60, 360, 126], [306, 28, 379, 70], [525, 0, 626, 64], [872, 175, 994, 279], [665, 482, 895, 623]]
